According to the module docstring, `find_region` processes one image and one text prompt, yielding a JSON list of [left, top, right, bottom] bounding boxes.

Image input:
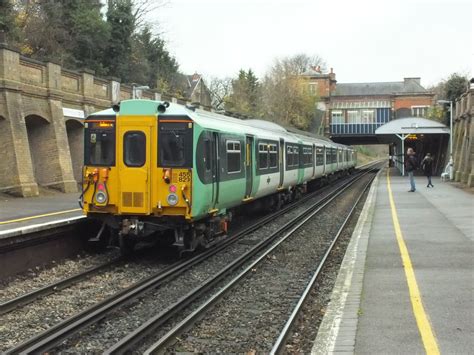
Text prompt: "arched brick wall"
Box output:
[[25, 114, 57, 187], [66, 119, 84, 186]]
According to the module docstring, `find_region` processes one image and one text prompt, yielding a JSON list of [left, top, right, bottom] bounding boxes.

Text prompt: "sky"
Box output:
[[150, 0, 473, 87]]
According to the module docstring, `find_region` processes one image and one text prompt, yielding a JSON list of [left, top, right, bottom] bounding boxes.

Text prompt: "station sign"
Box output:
[[63, 107, 85, 119]]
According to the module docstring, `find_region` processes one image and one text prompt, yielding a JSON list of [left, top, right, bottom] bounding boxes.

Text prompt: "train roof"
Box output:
[[87, 100, 350, 149]]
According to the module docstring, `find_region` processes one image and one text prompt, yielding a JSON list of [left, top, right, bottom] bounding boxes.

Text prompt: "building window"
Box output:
[[308, 83, 318, 95], [411, 106, 428, 117], [347, 110, 361, 124], [226, 140, 241, 173], [361, 109, 375, 123], [331, 110, 344, 124]]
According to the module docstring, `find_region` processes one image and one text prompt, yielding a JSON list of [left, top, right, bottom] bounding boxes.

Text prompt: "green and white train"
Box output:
[[81, 100, 356, 253]]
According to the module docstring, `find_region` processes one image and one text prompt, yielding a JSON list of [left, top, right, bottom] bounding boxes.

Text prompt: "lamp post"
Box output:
[[132, 85, 150, 99], [437, 99, 453, 180]]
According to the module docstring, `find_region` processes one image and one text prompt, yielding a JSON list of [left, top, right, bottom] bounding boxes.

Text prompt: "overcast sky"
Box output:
[[151, 0, 472, 87]]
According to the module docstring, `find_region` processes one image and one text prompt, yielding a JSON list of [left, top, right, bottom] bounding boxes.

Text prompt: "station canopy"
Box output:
[[375, 117, 449, 142]]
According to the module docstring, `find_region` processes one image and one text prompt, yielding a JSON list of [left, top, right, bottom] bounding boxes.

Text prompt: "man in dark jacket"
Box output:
[[421, 153, 434, 187], [405, 148, 417, 192]]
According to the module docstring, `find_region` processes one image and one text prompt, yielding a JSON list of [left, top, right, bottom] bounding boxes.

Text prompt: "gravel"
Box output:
[[0, 172, 370, 353], [51, 177, 354, 353], [158, 173, 374, 353], [0, 248, 175, 351]]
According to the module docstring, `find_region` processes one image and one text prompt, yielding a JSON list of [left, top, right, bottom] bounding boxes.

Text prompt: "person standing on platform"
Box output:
[[421, 153, 434, 188], [405, 148, 417, 192]]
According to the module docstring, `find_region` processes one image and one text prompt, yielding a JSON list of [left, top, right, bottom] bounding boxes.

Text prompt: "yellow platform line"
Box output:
[[387, 170, 440, 355], [0, 208, 82, 225]]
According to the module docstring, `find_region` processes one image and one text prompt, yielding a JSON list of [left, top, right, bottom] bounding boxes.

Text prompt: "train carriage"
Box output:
[[81, 100, 356, 254]]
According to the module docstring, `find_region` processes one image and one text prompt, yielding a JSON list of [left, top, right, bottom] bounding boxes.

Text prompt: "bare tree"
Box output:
[[261, 54, 322, 130], [208, 76, 233, 110]]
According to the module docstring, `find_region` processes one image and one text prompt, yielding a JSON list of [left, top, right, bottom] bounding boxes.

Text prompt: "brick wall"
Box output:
[[66, 119, 84, 185]]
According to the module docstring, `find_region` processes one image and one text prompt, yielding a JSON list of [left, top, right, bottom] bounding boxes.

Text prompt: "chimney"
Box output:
[[330, 67, 333, 74], [404, 77, 421, 85]]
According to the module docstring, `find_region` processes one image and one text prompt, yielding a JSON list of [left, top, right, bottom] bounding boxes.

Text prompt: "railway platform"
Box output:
[[314, 166, 473, 354], [0, 192, 83, 236]]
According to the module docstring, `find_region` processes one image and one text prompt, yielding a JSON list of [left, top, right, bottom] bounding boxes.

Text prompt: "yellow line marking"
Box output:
[[387, 169, 440, 355], [0, 208, 81, 225]]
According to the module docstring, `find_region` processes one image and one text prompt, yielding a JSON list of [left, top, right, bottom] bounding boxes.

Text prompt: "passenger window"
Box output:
[[316, 147, 324, 166], [286, 145, 293, 167], [259, 143, 268, 170], [269, 144, 278, 168], [226, 140, 241, 173], [124, 131, 146, 167], [293, 146, 299, 166]]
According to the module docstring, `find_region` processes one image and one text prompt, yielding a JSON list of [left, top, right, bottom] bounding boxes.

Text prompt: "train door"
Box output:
[[279, 138, 285, 187], [245, 135, 253, 198], [118, 124, 151, 214], [322, 146, 326, 175], [212, 132, 220, 208], [312, 144, 316, 178]]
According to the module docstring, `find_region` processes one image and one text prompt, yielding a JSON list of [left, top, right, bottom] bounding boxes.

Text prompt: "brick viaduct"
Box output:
[[0, 44, 167, 197]]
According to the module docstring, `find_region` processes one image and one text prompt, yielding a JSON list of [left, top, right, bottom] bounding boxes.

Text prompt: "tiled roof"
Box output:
[[334, 79, 429, 96]]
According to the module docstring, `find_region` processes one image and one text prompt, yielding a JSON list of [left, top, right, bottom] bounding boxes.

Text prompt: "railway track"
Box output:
[[134, 165, 379, 354], [5, 163, 380, 354], [0, 257, 122, 315]]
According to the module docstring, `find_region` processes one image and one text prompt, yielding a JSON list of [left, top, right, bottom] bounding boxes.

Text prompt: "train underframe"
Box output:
[[88, 169, 353, 255]]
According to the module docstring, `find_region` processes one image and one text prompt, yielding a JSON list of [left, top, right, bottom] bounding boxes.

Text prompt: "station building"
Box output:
[[301, 67, 435, 144]]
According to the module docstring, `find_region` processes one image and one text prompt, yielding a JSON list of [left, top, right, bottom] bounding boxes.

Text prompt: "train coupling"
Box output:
[[121, 219, 145, 236]]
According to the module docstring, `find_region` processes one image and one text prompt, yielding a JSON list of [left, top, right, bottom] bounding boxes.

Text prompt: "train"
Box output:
[[80, 99, 356, 254]]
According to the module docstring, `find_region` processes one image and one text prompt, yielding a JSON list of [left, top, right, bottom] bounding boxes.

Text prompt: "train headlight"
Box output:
[[95, 191, 107, 204], [167, 193, 178, 206]]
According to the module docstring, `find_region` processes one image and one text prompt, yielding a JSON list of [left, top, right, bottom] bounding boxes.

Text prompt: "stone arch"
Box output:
[[0, 115, 16, 192], [24, 114, 56, 187], [66, 119, 84, 186]]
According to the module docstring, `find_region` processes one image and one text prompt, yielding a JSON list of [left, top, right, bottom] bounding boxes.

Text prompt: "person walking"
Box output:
[[421, 153, 434, 187], [405, 148, 417, 192]]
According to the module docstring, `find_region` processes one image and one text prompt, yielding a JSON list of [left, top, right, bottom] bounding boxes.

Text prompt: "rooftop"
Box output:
[[334, 78, 430, 96]]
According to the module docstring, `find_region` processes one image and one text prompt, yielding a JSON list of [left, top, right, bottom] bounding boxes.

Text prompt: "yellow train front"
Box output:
[[80, 100, 196, 253]]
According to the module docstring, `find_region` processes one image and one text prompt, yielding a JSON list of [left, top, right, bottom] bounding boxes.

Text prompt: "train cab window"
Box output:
[[316, 147, 324, 166], [158, 121, 193, 168], [269, 144, 278, 168], [124, 131, 146, 167], [84, 119, 116, 166], [258, 143, 268, 170], [226, 140, 241, 173]]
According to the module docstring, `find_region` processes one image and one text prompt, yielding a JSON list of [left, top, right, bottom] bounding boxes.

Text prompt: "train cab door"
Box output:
[[244, 135, 253, 199], [118, 124, 151, 214], [312, 144, 316, 178], [279, 138, 284, 188]]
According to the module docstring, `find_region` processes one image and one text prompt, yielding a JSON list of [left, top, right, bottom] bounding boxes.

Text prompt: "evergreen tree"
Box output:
[[105, 0, 134, 81], [225, 69, 262, 117]]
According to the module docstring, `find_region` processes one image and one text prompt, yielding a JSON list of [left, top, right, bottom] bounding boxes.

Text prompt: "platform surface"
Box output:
[[0, 193, 83, 233], [313, 167, 474, 354]]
